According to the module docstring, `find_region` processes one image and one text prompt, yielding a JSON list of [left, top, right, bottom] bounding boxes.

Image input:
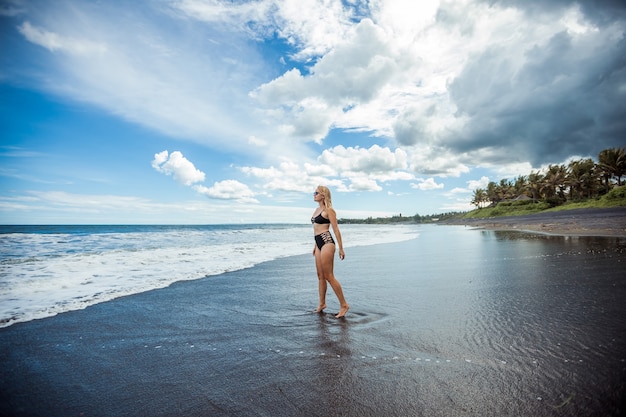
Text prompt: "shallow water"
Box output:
[[1, 225, 624, 416], [260, 225, 626, 416]]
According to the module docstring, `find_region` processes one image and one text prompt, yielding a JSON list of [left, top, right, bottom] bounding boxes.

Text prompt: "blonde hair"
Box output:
[[317, 185, 333, 210]]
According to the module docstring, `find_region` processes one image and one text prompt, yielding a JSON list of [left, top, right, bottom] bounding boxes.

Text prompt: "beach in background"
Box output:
[[443, 207, 626, 237], [1, 224, 625, 416]]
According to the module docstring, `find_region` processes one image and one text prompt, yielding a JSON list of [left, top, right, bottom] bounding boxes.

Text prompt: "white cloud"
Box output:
[[247, 135, 268, 147], [282, 97, 335, 143], [265, 0, 356, 60], [441, 178, 486, 202], [194, 180, 258, 203], [467, 176, 491, 190], [241, 161, 336, 193], [173, 0, 354, 59], [17, 22, 108, 54], [152, 151, 259, 203], [348, 177, 382, 192], [240, 143, 416, 196], [152, 150, 206, 186], [318, 145, 408, 176], [303, 162, 336, 177], [411, 178, 444, 191], [248, 1, 462, 153], [251, 18, 404, 143], [560, 4, 598, 35]]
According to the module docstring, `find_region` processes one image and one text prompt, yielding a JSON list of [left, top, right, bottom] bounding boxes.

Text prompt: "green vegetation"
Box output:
[[464, 185, 626, 219], [467, 147, 626, 218], [339, 212, 464, 224], [339, 213, 419, 224], [471, 147, 625, 209]]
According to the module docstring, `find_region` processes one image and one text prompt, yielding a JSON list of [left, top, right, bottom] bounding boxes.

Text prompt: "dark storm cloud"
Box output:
[[448, 13, 626, 167]]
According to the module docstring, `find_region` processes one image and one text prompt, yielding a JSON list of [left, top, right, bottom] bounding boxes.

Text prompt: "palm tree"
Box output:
[[513, 175, 529, 198], [567, 159, 597, 201], [499, 179, 514, 201], [471, 188, 487, 208], [598, 147, 626, 188], [542, 164, 567, 204], [527, 171, 543, 202], [486, 181, 499, 206]]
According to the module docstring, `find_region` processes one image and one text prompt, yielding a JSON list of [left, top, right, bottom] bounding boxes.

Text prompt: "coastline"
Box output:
[[440, 206, 626, 237]]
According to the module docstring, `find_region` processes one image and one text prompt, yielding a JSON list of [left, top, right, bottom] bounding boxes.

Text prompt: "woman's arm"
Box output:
[[327, 208, 345, 260]]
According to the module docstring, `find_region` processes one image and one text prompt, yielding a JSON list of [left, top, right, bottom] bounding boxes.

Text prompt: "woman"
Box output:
[[311, 185, 350, 318]]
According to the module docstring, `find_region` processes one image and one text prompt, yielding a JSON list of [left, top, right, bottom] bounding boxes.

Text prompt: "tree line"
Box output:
[[471, 147, 625, 209], [339, 211, 465, 224]]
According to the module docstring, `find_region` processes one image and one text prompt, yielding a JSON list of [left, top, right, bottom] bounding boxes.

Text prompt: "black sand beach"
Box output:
[[442, 207, 626, 237], [1, 225, 625, 417]]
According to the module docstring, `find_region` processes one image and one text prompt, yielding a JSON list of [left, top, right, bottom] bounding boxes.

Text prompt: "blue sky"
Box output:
[[1, 0, 625, 224]]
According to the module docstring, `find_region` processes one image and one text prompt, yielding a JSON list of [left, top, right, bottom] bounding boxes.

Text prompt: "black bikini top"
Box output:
[[311, 211, 330, 224]]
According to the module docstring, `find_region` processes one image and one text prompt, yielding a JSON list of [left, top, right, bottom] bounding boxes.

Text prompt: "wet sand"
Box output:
[[442, 207, 626, 237], [1, 226, 625, 417]]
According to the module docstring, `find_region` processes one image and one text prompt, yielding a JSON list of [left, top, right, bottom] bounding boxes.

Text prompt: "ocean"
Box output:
[[0, 224, 419, 328]]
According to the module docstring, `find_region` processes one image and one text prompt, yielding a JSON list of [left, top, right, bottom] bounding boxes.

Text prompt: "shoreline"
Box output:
[[440, 206, 626, 237]]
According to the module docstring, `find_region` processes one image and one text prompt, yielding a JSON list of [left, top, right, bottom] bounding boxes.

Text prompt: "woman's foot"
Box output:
[[315, 304, 327, 313], [335, 304, 350, 318]]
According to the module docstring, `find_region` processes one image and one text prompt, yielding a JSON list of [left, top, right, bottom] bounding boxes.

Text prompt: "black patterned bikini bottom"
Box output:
[[314, 231, 335, 250]]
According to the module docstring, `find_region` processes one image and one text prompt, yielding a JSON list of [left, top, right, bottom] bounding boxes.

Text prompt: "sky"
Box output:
[[1, 0, 625, 224]]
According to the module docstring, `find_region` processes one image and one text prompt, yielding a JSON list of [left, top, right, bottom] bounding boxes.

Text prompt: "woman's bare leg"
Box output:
[[319, 243, 349, 318], [314, 247, 327, 312]]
